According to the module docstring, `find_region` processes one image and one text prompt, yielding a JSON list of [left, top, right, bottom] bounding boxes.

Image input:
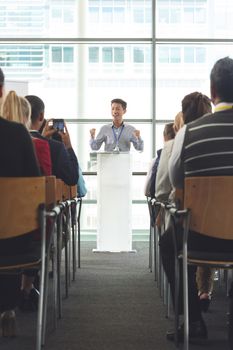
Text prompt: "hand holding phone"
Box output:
[[59, 123, 72, 149], [53, 119, 65, 132]]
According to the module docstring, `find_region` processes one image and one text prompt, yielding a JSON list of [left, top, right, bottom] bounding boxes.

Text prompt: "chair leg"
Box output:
[[41, 255, 51, 346], [36, 272, 44, 350], [228, 281, 233, 349], [183, 243, 189, 350], [153, 225, 156, 281], [71, 203, 77, 281], [64, 205, 71, 298], [52, 225, 58, 329], [174, 256, 180, 347], [68, 207, 72, 288], [57, 212, 63, 319], [149, 221, 153, 272], [154, 225, 159, 283], [64, 232, 69, 298], [147, 199, 154, 273], [77, 198, 82, 269], [36, 207, 46, 350]]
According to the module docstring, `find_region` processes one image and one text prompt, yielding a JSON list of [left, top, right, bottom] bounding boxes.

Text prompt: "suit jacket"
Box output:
[[0, 117, 40, 254], [0, 117, 40, 177], [30, 131, 79, 185]]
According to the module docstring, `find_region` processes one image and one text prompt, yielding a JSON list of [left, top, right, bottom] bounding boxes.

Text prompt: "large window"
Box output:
[[51, 46, 74, 63], [1, 0, 233, 240]]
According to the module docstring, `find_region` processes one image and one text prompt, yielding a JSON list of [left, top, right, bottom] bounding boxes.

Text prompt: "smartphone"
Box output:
[[53, 119, 64, 132]]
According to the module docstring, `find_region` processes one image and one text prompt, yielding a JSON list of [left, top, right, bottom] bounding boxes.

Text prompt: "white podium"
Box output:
[[94, 152, 134, 252]]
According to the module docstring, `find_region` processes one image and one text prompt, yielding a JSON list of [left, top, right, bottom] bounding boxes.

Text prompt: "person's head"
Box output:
[[163, 122, 175, 142], [111, 98, 127, 127], [25, 95, 45, 130], [1, 90, 31, 127], [182, 91, 212, 124], [173, 111, 184, 133], [210, 56, 233, 105]]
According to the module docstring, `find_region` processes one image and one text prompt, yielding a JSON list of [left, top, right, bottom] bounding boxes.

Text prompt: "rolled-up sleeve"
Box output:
[[89, 126, 107, 151], [132, 136, 144, 151], [168, 125, 186, 189]]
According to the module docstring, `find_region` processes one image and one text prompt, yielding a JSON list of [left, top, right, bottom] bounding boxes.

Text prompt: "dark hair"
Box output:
[[210, 56, 233, 102], [25, 95, 45, 124], [163, 122, 175, 140], [111, 98, 127, 110], [0, 67, 5, 85], [182, 92, 212, 124]]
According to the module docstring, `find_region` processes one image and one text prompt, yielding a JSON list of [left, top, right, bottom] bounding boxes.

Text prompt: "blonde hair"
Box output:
[[173, 111, 184, 133], [1, 90, 31, 128]]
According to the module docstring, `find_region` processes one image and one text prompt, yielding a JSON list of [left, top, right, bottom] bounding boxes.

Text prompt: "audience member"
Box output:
[[157, 94, 214, 310], [1, 90, 53, 312], [160, 56, 233, 343], [155, 113, 183, 204], [1, 90, 52, 176], [144, 122, 175, 199], [0, 68, 40, 335], [25, 95, 79, 185]]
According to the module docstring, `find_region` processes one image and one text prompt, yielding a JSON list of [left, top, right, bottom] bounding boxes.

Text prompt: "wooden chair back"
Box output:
[[45, 176, 56, 208], [184, 176, 233, 239], [70, 185, 77, 199], [62, 182, 70, 201], [174, 188, 184, 209], [56, 178, 63, 203], [0, 177, 46, 239]]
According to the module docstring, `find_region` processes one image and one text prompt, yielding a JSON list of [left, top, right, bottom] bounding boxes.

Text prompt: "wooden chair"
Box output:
[[168, 176, 233, 350], [70, 184, 83, 272], [0, 177, 47, 350], [0, 176, 61, 349], [146, 197, 154, 273], [45, 175, 56, 208], [53, 179, 73, 314], [153, 200, 171, 316]]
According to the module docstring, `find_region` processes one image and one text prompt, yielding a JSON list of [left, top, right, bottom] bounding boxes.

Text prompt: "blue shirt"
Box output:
[[89, 122, 144, 152]]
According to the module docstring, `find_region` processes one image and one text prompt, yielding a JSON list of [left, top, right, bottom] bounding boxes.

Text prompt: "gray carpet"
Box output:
[[0, 241, 231, 350]]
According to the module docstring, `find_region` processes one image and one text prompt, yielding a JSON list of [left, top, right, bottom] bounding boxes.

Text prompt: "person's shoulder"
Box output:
[[48, 137, 64, 149], [32, 137, 49, 147], [161, 139, 174, 157], [0, 116, 19, 128], [164, 139, 174, 148], [0, 116, 27, 134], [124, 123, 135, 130], [188, 112, 212, 129], [101, 123, 112, 129]]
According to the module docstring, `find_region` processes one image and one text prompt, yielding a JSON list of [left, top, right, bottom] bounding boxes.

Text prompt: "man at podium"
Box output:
[[89, 98, 144, 152]]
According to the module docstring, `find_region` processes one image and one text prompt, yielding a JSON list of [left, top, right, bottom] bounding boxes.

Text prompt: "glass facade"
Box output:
[[0, 0, 233, 240]]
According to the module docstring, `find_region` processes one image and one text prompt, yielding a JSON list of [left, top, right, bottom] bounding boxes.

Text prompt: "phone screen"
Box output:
[[53, 119, 64, 132]]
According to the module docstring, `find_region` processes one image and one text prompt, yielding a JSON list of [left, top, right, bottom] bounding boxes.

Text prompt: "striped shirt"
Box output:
[[169, 104, 233, 188], [89, 122, 144, 152]]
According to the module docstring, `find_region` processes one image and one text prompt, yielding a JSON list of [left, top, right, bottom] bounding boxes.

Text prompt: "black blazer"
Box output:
[[0, 118, 40, 177], [30, 131, 79, 185]]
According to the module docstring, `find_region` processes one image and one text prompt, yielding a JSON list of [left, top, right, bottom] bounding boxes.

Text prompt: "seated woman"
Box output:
[[1, 90, 52, 176], [156, 92, 214, 312], [1, 90, 52, 313], [0, 88, 41, 339]]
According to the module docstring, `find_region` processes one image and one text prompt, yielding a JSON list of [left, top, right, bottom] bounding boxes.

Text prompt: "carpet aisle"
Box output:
[[0, 241, 230, 349]]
